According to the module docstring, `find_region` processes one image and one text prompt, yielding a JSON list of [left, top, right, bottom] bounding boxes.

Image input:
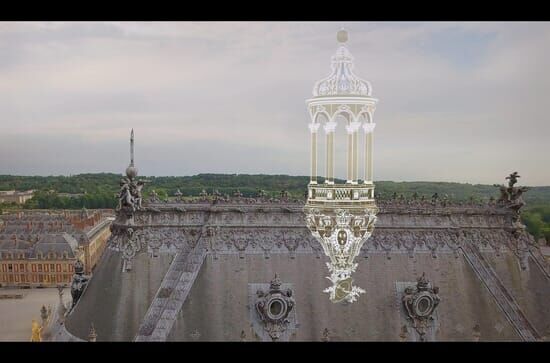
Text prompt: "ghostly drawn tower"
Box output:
[[304, 29, 379, 303]]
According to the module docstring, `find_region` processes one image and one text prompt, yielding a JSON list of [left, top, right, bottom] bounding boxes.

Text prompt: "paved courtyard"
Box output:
[[0, 287, 70, 341]]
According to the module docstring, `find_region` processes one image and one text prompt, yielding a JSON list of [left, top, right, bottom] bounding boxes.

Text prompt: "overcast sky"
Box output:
[[0, 22, 549, 186]]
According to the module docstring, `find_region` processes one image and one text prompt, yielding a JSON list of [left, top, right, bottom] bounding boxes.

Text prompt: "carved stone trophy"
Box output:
[[111, 129, 148, 272]]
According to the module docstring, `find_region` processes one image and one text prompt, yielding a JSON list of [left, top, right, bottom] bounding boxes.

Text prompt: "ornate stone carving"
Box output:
[[70, 260, 89, 308], [117, 130, 147, 213], [306, 207, 378, 303], [254, 274, 296, 341], [494, 172, 529, 222], [402, 273, 440, 342]]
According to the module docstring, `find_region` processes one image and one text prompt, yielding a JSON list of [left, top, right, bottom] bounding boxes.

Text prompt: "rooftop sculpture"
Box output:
[[494, 172, 529, 219], [117, 130, 147, 213]]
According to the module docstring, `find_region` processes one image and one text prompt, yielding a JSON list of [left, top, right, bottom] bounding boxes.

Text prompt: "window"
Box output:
[[56, 264, 61, 272], [63, 264, 67, 272], [32, 265, 36, 273], [8, 264, 12, 272], [37, 264, 42, 272], [57, 274, 62, 282], [32, 275, 37, 283], [19, 264, 24, 272], [20, 275, 25, 283], [69, 264, 73, 272], [14, 275, 19, 282], [50, 264, 55, 271], [38, 275, 43, 283]]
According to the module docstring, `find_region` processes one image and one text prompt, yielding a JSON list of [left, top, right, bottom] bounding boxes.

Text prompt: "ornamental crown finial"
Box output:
[[337, 28, 348, 43]]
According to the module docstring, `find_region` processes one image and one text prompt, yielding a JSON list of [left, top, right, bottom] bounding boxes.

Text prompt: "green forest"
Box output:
[[1, 173, 549, 241]]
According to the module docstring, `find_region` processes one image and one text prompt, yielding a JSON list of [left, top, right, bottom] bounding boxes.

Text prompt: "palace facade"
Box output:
[[0, 209, 113, 287], [0, 190, 34, 204]]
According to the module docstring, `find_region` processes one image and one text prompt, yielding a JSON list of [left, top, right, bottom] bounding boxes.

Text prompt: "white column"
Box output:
[[363, 123, 376, 183], [346, 125, 353, 184], [308, 122, 320, 184], [349, 121, 361, 183], [324, 121, 337, 184]]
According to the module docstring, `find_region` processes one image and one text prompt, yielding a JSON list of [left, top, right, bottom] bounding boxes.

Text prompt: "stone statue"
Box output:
[[40, 305, 48, 326], [117, 130, 148, 213], [494, 173, 529, 218], [88, 323, 97, 342], [322, 328, 330, 342], [506, 171, 520, 188], [31, 320, 42, 342], [70, 260, 89, 308], [148, 189, 160, 203], [472, 324, 481, 342]]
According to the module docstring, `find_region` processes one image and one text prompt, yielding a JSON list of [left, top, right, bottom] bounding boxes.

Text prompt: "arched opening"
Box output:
[[314, 112, 330, 182], [357, 112, 371, 184], [333, 112, 353, 182]]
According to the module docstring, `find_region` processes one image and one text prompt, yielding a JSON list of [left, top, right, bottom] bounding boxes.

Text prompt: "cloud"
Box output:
[[0, 22, 548, 186]]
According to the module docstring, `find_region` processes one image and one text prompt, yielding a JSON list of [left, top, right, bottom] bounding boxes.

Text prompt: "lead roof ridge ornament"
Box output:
[[125, 129, 138, 180]]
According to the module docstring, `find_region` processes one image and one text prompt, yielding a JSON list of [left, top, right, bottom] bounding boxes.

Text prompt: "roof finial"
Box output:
[[130, 129, 134, 167], [337, 28, 348, 44]]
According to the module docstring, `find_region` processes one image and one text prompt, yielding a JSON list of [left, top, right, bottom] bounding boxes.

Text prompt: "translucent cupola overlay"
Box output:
[[304, 29, 379, 303]]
